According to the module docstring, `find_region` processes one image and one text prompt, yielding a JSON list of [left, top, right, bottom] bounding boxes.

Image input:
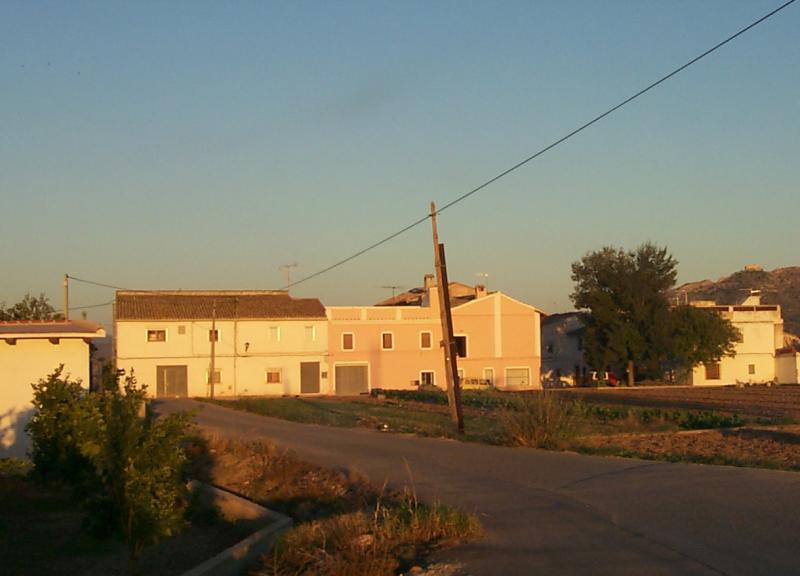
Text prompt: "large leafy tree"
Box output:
[[571, 243, 738, 384], [0, 293, 63, 320]]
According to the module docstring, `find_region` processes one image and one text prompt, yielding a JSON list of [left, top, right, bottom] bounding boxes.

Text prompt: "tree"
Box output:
[[666, 305, 740, 379], [570, 243, 738, 384], [0, 292, 63, 320]]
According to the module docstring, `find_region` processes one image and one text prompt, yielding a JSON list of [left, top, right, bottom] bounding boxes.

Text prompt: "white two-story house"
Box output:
[[115, 291, 328, 397]]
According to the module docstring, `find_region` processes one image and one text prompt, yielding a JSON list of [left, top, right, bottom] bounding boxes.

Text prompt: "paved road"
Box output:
[[158, 399, 800, 575]]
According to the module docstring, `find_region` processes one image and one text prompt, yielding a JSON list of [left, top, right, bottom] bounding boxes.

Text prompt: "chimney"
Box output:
[[424, 274, 435, 290], [475, 284, 487, 299]]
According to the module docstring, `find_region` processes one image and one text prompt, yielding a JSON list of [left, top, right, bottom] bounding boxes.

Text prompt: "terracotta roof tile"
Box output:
[[115, 291, 326, 320]]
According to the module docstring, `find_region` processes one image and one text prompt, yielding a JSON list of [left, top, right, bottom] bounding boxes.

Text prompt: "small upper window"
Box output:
[[455, 336, 467, 358], [420, 331, 432, 349], [266, 369, 282, 384], [269, 326, 281, 342], [147, 330, 166, 342], [177, 325, 186, 335], [342, 332, 354, 351], [305, 325, 316, 341], [381, 332, 394, 350], [748, 364, 756, 375], [209, 329, 219, 342]]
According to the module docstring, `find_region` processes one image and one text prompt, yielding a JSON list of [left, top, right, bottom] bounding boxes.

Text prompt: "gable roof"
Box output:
[[116, 291, 326, 321]]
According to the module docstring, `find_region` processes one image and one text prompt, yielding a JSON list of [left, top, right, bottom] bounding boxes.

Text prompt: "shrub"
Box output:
[[500, 392, 581, 449], [27, 365, 100, 485], [26, 367, 192, 573]]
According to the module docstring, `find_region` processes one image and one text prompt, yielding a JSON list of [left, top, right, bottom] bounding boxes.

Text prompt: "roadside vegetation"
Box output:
[[187, 435, 482, 576], [207, 385, 800, 472]]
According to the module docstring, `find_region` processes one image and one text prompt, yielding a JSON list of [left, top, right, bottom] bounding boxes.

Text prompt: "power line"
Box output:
[[66, 275, 130, 291], [287, 0, 796, 290], [69, 300, 114, 311]]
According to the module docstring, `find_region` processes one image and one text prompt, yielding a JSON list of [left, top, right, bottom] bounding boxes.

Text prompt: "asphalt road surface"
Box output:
[[158, 399, 800, 575]]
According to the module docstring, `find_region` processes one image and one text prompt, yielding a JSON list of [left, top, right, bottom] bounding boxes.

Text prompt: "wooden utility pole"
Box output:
[[209, 300, 217, 399], [430, 202, 464, 434], [63, 274, 69, 321]]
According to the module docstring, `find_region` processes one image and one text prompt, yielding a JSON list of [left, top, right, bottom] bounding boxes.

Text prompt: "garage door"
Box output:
[[156, 365, 188, 397], [505, 367, 530, 388], [335, 365, 369, 395]]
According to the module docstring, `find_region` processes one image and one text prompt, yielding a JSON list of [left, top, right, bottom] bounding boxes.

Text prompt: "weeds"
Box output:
[[192, 436, 481, 576], [499, 391, 581, 449], [259, 489, 480, 576]]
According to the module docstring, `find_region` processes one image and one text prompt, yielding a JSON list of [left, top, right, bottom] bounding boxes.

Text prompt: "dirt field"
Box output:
[[578, 425, 800, 470], [562, 385, 800, 421]]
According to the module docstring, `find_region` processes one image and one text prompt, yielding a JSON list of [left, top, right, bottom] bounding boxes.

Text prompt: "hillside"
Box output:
[[675, 266, 800, 336]]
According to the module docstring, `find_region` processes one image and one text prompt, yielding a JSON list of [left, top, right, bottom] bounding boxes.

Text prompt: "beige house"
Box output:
[[1, 320, 106, 458], [115, 291, 328, 397], [689, 291, 786, 385], [327, 276, 543, 394]]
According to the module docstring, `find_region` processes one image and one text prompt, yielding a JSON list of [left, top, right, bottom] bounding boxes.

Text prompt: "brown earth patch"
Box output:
[[563, 385, 800, 421], [577, 425, 800, 470]]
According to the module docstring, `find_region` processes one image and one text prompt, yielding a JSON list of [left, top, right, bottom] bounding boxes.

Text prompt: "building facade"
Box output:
[[689, 292, 785, 385], [1, 320, 105, 458], [115, 291, 328, 397], [327, 280, 542, 394]]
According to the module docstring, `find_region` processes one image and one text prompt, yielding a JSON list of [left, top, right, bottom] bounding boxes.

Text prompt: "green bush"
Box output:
[[26, 367, 193, 573], [27, 366, 100, 485]]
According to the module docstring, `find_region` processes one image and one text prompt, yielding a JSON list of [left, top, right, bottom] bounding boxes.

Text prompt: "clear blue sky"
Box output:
[[2, 0, 798, 328]]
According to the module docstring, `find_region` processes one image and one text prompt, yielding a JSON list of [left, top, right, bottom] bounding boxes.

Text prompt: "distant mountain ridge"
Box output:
[[675, 266, 800, 336]]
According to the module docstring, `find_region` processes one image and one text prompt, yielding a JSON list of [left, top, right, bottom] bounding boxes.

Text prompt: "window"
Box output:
[[748, 364, 756, 375], [455, 335, 467, 358], [483, 367, 494, 385], [269, 326, 281, 342], [381, 332, 394, 350], [420, 371, 435, 387], [266, 369, 282, 384], [305, 325, 316, 341], [177, 325, 186, 335], [209, 329, 219, 342], [342, 332, 354, 351], [420, 331, 432, 349], [147, 330, 166, 342], [705, 362, 721, 380], [207, 369, 221, 384]]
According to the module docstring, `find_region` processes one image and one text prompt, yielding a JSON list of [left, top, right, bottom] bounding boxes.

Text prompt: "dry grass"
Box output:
[[260, 492, 480, 576], [186, 435, 481, 576], [499, 391, 581, 449]]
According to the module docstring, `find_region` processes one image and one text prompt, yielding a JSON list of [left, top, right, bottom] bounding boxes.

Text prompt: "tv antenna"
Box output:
[[381, 285, 406, 298], [474, 272, 490, 292], [279, 263, 299, 290]]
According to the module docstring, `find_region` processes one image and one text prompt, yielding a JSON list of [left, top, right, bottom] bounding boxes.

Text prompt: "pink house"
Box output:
[[327, 276, 542, 394]]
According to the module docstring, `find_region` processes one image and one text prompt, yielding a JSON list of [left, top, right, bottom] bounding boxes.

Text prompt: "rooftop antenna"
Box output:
[[381, 285, 406, 298], [474, 272, 489, 292], [279, 263, 299, 291]]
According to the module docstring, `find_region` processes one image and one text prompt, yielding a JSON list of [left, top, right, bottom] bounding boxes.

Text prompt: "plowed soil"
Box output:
[[578, 425, 800, 470], [562, 385, 800, 421]]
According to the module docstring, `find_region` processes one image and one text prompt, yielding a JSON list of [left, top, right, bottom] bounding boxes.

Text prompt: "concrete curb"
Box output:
[[180, 482, 293, 576]]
